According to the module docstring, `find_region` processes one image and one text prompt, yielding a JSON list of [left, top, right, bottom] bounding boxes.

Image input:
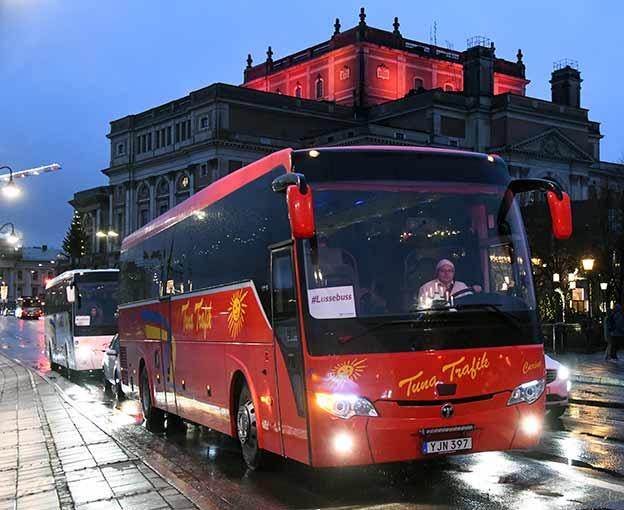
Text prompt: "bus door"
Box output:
[[270, 245, 309, 464], [157, 295, 178, 415]]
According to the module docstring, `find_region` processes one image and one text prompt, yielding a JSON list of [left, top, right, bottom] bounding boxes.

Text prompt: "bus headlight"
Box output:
[[76, 345, 92, 359], [507, 378, 545, 406], [315, 393, 379, 419]]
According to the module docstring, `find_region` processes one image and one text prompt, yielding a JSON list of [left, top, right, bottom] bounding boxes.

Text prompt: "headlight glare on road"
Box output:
[[315, 392, 378, 419], [557, 365, 570, 380], [520, 414, 542, 436], [507, 378, 545, 406]]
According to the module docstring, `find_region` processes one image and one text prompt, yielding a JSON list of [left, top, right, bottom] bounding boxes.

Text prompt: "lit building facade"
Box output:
[[72, 9, 624, 267]]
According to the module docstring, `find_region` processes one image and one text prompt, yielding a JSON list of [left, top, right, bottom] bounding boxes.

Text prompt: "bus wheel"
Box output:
[[237, 385, 263, 470], [140, 368, 165, 432]]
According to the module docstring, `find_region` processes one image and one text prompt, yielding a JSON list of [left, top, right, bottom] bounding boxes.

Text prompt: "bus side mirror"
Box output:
[[66, 285, 76, 304], [287, 184, 315, 239], [547, 191, 572, 240], [272, 172, 316, 239]]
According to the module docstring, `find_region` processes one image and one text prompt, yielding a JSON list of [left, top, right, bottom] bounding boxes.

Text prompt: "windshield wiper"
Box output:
[[449, 303, 523, 331]]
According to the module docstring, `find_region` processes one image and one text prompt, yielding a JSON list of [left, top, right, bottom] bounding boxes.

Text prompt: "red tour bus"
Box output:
[[118, 147, 572, 469]]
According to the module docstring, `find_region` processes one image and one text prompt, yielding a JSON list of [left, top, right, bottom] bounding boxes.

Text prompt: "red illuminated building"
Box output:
[[243, 9, 528, 106]]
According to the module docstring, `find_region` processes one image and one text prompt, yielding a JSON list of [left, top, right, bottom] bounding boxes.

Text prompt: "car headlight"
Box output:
[[507, 378, 545, 406], [557, 366, 569, 380], [315, 393, 379, 419]]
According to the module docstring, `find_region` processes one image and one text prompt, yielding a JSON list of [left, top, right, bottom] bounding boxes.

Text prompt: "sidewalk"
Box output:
[[0, 354, 198, 510], [551, 351, 624, 388]]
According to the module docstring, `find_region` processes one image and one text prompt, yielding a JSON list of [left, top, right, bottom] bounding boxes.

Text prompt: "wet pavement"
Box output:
[[3, 317, 624, 509]]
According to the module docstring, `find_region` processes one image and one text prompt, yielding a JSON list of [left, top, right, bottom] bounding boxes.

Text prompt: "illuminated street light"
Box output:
[[0, 223, 20, 245], [600, 282, 608, 291], [0, 164, 61, 200], [581, 258, 595, 271], [553, 273, 560, 283]]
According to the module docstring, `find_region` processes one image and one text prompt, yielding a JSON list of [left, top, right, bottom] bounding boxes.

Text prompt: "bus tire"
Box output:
[[236, 384, 263, 470], [140, 368, 165, 432]]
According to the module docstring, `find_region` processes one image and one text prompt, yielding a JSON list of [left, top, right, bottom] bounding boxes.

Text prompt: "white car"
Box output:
[[545, 354, 570, 418], [102, 334, 124, 400]]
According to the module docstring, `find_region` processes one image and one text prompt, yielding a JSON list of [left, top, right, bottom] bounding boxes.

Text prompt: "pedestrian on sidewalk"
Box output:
[[605, 303, 624, 362]]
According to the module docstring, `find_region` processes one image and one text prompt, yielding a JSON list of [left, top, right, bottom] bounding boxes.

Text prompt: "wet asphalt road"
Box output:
[[3, 317, 624, 510]]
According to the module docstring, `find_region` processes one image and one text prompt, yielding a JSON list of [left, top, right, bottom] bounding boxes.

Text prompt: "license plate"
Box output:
[[423, 437, 472, 454]]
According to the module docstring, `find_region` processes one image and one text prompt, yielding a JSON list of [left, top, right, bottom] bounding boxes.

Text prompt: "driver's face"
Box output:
[[437, 265, 454, 285]]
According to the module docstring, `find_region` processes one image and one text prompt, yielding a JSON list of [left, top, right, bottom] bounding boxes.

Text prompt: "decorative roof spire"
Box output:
[[266, 46, 273, 64], [517, 48, 524, 64], [334, 17, 341, 35], [359, 7, 366, 27], [393, 16, 401, 37], [246, 54, 253, 69]]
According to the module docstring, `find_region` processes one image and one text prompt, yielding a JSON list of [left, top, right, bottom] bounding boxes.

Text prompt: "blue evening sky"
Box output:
[[0, 0, 622, 248]]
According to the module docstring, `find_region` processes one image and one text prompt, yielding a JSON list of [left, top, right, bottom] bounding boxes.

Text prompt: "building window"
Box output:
[[47, 271, 53, 280], [339, 65, 350, 81], [32, 287, 39, 297], [200, 116, 209, 129], [186, 119, 191, 139], [159, 203, 168, 215], [32, 271, 38, 281], [175, 124, 180, 143], [166, 126, 172, 145], [414, 77, 424, 90], [315, 76, 324, 99], [444, 83, 454, 92], [147, 133, 152, 151], [394, 132, 405, 140], [200, 163, 208, 177], [139, 208, 149, 227], [295, 83, 302, 98], [17, 270, 22, 280], [376, 64, 390, 80], [116, 143, 125, 156]]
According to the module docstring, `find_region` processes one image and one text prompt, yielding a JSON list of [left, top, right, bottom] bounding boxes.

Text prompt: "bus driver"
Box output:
[[417, 258, 481, 308]]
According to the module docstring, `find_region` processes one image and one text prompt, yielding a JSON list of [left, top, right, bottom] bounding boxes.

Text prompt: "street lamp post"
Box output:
[[0, 223, 20, 245], [600, 282, 608, 314], [96, 228, 119, 265], [0, 164, 61, 200], [581, 257, 595, 319]]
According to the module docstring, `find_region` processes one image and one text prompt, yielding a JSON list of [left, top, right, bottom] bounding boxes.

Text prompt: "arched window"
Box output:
[[444, 83, 454, 92], [137, 182, 150, 227], [156, 178, 170, 216], [295, 82, 302, 98], [414, 77, 424, 91], [315, 76, 324, 99]]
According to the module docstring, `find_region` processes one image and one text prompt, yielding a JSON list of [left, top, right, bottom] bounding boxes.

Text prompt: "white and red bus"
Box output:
[[45, 269, 119, 373], [118, 147, 571, 469]]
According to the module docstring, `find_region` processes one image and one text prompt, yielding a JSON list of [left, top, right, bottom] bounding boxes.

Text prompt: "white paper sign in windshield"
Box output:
[[75, 315, 91, 326], [308, 286, 356, 319]]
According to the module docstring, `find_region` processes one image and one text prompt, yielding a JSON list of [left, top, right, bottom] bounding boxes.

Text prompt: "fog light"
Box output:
[[521, 415, 541, 436], [334, 433, 353, 454]]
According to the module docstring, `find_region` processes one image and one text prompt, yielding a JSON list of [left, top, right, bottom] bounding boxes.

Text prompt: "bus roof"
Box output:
[[292, 146, 493, 159], [45, 268, 119, 290]]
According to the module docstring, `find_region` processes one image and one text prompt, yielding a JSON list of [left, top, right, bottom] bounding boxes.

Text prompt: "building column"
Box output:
[[124, 185, 131, 237], [168, 173, 175, 208], [95, 208, 102, 253], [149, 178, 156, 221]]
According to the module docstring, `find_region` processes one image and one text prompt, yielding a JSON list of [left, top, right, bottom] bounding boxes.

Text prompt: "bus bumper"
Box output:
[[310, 394, 544, 467]]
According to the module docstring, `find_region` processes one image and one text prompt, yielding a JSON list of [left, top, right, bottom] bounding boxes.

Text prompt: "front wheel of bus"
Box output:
[[237, 385, 263, 470], [140, 368, 165, 432]]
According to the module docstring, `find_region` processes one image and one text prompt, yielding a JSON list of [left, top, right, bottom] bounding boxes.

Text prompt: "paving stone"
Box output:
[[77, 500, 123, 510], [118, 490, 169, 510], [16, 488, 60, 510]]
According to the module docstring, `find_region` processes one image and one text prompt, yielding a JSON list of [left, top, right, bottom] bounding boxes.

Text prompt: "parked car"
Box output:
[[545, 354, 570, 418], [102, 334, 124, 399]]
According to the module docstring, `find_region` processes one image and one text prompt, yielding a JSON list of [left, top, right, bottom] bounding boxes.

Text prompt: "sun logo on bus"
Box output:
[[328, 358, 367, 388], [227, 289, 248, 338]]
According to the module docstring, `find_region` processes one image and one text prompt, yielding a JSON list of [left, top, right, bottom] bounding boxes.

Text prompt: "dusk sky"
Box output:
[[0, 0, 622, 249]]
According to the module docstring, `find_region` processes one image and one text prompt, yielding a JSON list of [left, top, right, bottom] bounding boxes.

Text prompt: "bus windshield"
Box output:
[[74, 281, 118, 336], [301, 182, 540, 355]]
